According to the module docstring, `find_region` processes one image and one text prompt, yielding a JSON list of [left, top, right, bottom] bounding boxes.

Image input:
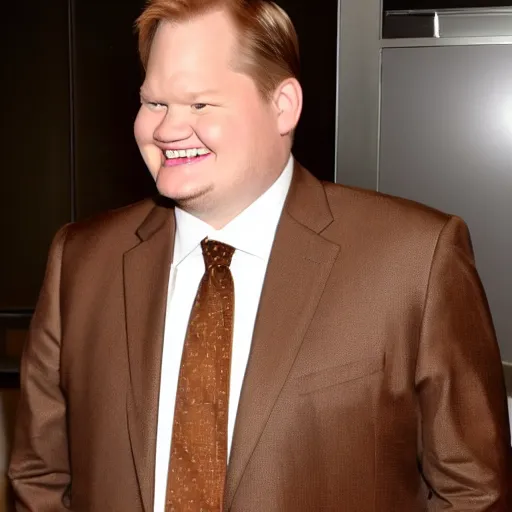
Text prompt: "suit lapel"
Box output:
[[124, 200, 175, 512], [225, 164, 340, 508]]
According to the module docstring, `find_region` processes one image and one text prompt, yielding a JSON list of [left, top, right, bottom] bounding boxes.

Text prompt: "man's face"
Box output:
[[134, 10, 287, 226]]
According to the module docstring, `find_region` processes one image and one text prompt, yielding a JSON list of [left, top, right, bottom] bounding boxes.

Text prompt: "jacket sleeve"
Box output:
[[8, 225, 71, 511], [416, 215, 512, 510]]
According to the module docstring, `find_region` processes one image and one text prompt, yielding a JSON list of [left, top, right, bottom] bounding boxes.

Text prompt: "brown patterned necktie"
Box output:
[[166, 238, 236, 512]]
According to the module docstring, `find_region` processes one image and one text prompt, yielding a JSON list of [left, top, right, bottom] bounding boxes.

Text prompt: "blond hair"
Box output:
[[136, 0, 300, 100]]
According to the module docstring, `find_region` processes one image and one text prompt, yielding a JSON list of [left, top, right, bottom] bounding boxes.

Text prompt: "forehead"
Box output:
[[145, 11, 239, 88]]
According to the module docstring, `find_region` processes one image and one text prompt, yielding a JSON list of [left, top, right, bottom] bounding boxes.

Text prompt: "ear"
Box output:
[[273, 78, 303, 136]]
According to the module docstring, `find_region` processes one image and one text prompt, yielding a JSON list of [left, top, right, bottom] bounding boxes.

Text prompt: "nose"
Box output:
[[153, 107, 193, 143]]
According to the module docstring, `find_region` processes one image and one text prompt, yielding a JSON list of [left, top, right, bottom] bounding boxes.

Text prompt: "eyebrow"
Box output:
[[139, 88, 151, 101], [139, 87, 221, 100], [187, 88, 221, 98]]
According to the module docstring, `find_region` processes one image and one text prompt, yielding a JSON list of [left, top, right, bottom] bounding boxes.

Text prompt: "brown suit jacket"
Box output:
[[8, 163, 512, 511]]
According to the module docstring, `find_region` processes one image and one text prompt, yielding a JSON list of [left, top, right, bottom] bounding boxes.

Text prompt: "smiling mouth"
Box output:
[[162, 148, 212, 167], [164, 148, 211, 160]]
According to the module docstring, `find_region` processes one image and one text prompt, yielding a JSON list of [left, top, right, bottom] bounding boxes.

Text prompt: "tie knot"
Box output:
[[201, 238, 235, 269]]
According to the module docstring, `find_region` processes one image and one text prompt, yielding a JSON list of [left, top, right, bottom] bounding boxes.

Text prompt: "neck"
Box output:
[[185, 201, 252, 230], [188, 161, 291, 229]]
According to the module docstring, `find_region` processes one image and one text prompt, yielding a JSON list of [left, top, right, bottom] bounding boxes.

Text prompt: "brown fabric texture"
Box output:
[[166, 239, 235, 512], [7, 163, 512, 511]]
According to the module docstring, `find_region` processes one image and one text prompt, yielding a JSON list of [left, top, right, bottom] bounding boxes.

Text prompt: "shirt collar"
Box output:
[[173, 154, 294, 265]]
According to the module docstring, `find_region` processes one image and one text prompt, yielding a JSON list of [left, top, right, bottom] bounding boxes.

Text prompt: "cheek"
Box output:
[[195, 117, 224, 147], [134, 108, 150, 145], [235, 102, 277, 148], [134, 110, 161, 173], [195, 113, 252, 152]]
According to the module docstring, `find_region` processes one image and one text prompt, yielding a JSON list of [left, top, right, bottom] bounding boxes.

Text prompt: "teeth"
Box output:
[[165, 148, 210, 159]]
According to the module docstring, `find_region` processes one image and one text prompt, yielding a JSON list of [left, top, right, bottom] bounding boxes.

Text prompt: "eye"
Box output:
[[192, 103, 208, 111], [146, 101, 167, 112]]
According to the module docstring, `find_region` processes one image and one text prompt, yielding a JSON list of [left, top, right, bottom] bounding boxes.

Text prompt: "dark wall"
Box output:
[[1, 0, 155, 315], [1, 0, 338, 316], [1, 1, 72, 311], [72, 1, 155, 220], [278, 0, 338, 182]]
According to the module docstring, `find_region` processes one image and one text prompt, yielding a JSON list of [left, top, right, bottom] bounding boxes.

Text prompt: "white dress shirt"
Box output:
[[153, 155, 294, 512]]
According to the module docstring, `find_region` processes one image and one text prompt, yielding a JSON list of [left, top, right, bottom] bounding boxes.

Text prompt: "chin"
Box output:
[[155, 161, 206, 194], [156, 177, 212, 205]]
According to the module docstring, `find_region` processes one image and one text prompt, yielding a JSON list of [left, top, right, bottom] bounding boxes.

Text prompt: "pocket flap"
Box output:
[[299, 354, 384, 395]]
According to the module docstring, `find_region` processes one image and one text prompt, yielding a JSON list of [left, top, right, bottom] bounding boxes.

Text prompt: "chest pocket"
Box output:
[[298, 354, 384, 395]]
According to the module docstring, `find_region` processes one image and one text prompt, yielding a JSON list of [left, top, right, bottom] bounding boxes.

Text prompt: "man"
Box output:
[[8, 0, 511, 510]]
